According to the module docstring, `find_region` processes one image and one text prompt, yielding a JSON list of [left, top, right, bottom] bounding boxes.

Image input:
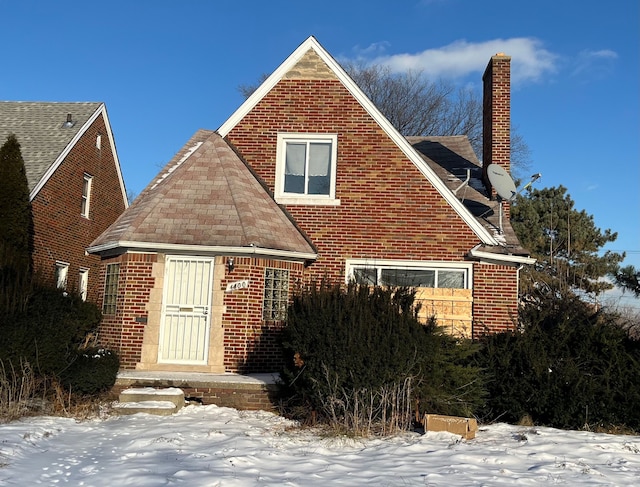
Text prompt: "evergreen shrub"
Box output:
[[0, 286, 102, 377], [280, 282, 483, 431], [475, 292, 640, 430], [60, 347, 120, 395], [0, 134, 34, 315]]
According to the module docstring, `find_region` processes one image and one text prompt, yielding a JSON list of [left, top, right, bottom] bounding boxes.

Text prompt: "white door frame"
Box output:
[[158, 256, 214, 365]]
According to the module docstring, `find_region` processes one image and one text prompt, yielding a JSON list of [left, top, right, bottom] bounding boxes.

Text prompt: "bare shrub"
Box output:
[[314, 364, 414, 437], [0, 360, 43, 422]]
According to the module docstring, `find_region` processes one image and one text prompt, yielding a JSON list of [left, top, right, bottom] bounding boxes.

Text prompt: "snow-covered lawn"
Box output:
[[1, 404, 639, 486]]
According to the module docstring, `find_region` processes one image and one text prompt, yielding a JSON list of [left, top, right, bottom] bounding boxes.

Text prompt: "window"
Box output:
[[103, 264, 120, 314], [275, 133, 339, 205], [347, 260, 470, 289], [78, 268, 89, 301], [81, 174, 93, 218], [263, 268, 290, 321], [55, 262, 69, 289]]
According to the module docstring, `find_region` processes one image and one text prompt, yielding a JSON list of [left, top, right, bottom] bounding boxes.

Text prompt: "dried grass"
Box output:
[[0, 359, 116, 423]]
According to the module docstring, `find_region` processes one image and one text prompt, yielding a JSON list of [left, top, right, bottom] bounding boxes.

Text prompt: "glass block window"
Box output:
[[102, 263, 120, 315], [263, 268, 290, 321]]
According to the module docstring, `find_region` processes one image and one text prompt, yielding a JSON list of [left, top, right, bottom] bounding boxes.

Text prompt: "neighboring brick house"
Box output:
[[0, 102, 128, 303], [89, 37, 533, 374]]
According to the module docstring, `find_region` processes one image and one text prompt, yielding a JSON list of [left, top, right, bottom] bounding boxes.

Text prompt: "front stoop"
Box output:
[[113, 387, 185, 416], [113, 371, 280, 410]]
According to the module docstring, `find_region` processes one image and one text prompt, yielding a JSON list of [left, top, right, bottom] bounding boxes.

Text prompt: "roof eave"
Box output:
[[468, 246, 536, 266], [87, 240, 317, 262]]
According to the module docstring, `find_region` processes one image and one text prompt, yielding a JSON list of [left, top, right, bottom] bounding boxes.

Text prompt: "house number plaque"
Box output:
[[225, 279, 249, 292]]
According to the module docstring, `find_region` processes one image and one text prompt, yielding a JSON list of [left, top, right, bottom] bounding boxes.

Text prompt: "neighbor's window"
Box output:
[[103, 263, 120, 314], [55, 262, 69, 289], [263, 268, 290, 321], [275, 133, 338, 205], [78, 268, 89, 301], [81, 173, 93, 218], [348, 262, 469, 289]]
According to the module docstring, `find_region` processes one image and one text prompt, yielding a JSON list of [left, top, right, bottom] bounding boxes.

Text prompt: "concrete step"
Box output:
[[113, 387, 185, 416], [113, 400, 179, 416]]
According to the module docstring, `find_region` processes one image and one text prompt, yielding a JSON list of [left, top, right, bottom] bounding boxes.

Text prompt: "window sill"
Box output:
[[275, 196, 341, 206]]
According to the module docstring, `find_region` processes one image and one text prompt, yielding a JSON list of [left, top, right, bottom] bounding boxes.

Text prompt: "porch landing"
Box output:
[[113, 371, 281, 411]]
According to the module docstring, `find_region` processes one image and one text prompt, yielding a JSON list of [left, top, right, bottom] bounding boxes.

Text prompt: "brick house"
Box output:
[[0, 102, 128, 303], [89, 37, 533, 374]]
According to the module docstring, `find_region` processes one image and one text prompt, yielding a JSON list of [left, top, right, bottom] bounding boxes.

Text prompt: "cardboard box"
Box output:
[[423, 414, 478, 440]]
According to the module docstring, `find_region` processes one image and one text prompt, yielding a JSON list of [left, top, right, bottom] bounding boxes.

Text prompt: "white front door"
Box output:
[[159, 257, 214, 364]]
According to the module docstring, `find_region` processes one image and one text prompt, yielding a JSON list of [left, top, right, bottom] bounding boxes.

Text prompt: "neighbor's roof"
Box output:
[[88, 130, 317, 261], [0, 101, 127, 203], [408, 136, 531, 261]]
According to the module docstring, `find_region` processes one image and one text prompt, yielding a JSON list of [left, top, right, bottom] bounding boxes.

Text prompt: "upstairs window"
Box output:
[[103, 263, 120, 315], [275, 133, 339, 205], [81, 174, 93, 218]]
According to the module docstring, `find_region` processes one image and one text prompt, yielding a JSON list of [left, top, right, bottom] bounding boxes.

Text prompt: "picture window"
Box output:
[[348, 261, 469, 289]]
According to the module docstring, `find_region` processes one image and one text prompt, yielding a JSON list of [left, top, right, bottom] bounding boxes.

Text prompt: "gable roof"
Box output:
[[218, 36, 502, 247], [0, 101, 127, 204], [88, 130, 317, 261], [408, 136, 533, 263]]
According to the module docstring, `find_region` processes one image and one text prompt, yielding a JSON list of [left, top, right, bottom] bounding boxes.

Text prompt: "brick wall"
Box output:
[[221, 257, 305, 372], [98, 253, 157, 368], [99, 252, 306, 372], [472, 262, 519, 335], [227, 78, 480, 280], [31, 113, 126, 303], [226, 69, 519, 332]]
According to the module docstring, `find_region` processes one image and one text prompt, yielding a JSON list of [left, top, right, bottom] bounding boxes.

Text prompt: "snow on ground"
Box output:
[[1, 405, 639, 486]]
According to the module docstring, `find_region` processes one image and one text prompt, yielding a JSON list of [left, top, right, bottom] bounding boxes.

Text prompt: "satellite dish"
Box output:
[[486, 164, 517, 201]]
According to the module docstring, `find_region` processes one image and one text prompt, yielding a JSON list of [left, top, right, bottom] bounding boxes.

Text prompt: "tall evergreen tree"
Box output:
[[511, 185, 624, 299], [611, 264, 640, 298], [0, 134, 33, 313]]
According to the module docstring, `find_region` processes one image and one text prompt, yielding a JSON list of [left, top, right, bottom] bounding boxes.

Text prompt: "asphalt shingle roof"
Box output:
[[90, 130, 316, 258], [0, 101, 102, 192], [408, 135, 529, 256]]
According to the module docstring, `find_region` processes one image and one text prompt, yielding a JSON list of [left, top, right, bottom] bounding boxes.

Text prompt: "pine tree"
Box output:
[[511, 185, 624, 300], [0, 134, 33, 313], [611, 265, 640, 297]]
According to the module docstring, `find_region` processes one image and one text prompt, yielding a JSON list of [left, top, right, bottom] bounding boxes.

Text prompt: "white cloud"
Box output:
[[572, 49, 618, 78], [365, 38, 558, 86], [351, 41, 391, 58]]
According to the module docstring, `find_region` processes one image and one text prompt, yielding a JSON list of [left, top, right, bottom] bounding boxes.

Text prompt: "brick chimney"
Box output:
[[482, 53, 511, 203]]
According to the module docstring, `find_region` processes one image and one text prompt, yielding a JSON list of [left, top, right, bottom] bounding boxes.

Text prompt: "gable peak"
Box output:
[[283, 48, 336, 80]]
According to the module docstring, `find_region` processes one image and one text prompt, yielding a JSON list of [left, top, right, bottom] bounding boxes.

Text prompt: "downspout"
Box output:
[[516, 264, 523, 332]]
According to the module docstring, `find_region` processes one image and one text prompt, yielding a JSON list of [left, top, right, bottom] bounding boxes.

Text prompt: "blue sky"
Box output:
[[1, 0, 638, 275]]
